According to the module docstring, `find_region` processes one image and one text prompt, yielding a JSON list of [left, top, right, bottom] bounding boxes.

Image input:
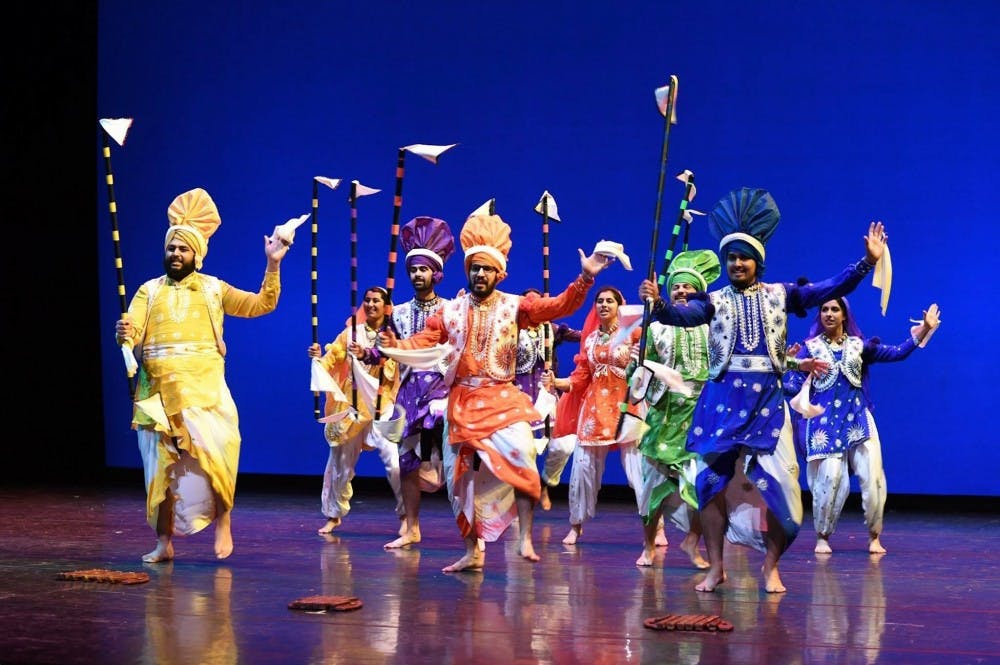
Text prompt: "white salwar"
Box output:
[[566, 440, 645, 525], [807, 410, 886, 538]]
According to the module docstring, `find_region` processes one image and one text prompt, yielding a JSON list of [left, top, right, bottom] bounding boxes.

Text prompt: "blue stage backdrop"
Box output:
[[97, 1, 997, 496]]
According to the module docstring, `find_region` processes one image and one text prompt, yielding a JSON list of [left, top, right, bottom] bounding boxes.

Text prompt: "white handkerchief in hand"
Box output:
[[533, 385, 558, 421], [873, 244, 893, 316], [593, 240, 633, 271], [789, 375, 824, 418], [271, 214, 309, 246], [121, 342, 138, 378], [311, 358, 347, 402]]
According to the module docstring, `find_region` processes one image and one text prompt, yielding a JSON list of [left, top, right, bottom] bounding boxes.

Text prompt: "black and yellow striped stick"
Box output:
[[98, 117, 135, 398], [311, 176, 342, 420]]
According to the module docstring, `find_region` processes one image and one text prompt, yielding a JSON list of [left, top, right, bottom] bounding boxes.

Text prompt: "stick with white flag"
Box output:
[[99, 117, 137, 397], [309, 176, 342, 419]]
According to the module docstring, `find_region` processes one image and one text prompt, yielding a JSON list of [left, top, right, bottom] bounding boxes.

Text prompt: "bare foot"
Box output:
[[398, 517, 408, 537], [519, 539, 541, 562], [142, 540, 174, 564], [814, 535, 833, 554], [695, 568, 727, 592], [679, 535, 710, 569], [635, 546, 656, 566], [442, 549, 485, 573], [214, 512, 233, 560], [654, 521, 668, 547], [762, 563, 786, 593], [868, 536, 886, 554], [539, 485, 552, 511], [562, 525, 582, 546], [318, 517, 341, 534], [384, 526, 422, 549]]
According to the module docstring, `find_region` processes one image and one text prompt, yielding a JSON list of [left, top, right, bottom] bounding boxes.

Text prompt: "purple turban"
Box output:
[[400, 216, 456, 285]]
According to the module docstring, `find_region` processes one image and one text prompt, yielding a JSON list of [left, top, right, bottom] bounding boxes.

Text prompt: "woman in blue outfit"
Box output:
[[639, 187, 888, 593], [785, 297, 940, 555]]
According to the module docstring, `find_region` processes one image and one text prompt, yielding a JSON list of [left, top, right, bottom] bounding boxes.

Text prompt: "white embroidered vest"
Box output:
[[708, 283, 788, 378], [440, 292, 521, 386], [806, 335, 864, 392]]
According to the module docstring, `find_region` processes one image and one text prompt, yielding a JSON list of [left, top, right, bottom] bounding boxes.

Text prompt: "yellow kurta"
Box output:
[[124, 270, 280, 533]]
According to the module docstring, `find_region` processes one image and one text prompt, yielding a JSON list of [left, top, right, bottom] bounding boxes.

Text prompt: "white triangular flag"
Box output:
[[533, 190, 562, 222], [352, 180, 381, 197], [676, 169, 698, 201], [682, 208, 706, 224], [310, 358, 347, 401], [789, 375, 825, 418], [314, 176, 342, 190], [402, 143, 458, 163], [654, 76, 679, 123], [99, 118, 133, 146], [468, 199, 495, 217]]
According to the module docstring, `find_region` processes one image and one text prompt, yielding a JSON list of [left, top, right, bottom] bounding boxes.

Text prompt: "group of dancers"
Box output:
[[115, 185, 939, 594]]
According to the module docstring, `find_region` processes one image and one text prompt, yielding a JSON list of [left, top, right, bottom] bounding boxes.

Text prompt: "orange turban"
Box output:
[[164, 188, 221, 270], [460, 214, 512, 275]]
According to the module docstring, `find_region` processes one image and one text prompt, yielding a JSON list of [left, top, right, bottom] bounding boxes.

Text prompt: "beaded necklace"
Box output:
[[410, 295, 441, 334], [469, 294, 498, 363], [735, 283, 763, 351]]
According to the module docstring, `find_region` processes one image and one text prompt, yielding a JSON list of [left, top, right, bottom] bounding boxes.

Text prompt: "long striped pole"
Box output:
[[98, 117, 135, 398], [638, 77, 678, 366], [534, 190, 561, 438], [375, 143, 456, 417], [348, 180, 380, 414], [311, 176, 341, 420], [657, 170, 697, 284]]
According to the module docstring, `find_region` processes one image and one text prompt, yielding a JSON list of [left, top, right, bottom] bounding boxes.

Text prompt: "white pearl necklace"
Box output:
[[735, 284, 763, 351]]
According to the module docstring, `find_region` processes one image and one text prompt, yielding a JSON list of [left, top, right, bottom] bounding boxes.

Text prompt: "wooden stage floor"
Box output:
[[1, 479, 998, 665]]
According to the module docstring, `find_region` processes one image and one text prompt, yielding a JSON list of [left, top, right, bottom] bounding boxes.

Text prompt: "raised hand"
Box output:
[[864, 220, 888, 265], [578, 248, 614, 278], [911, 303, 941, 345]]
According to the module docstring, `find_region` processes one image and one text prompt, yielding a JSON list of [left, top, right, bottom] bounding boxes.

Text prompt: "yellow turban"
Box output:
[[164, 188, 221, 270], [460, 214, 512, 275]]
